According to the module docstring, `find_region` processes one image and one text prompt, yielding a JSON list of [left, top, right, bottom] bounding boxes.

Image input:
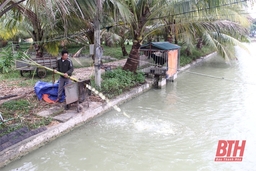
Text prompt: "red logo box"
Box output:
[[215, 140, 246, 162]]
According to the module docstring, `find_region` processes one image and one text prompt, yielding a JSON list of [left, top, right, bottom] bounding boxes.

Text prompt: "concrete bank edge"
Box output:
[[0, 82, 152, 168]]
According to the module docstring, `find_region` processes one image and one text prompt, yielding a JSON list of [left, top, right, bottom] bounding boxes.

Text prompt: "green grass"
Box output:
[[66, 43, 132, 59], [1, 99, 31, 112], [103, 45, 132, 59], [0, 98, 51, 136], [0, 70, 53, 87], [0, 70, 20, 79], [179, 46, 214, 66]]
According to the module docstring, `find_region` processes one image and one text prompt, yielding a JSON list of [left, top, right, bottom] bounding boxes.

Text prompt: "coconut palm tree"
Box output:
[[66, 0, 132, 61], [127, 0, 251, 64], [160, 0, 251, 61], [0, 0, 74, 56], [121, 0, 173, 72]]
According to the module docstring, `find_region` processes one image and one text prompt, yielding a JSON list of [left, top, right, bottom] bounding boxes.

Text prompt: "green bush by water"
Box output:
[[179, 46, 214, 66], [92, 67, 145, 98]]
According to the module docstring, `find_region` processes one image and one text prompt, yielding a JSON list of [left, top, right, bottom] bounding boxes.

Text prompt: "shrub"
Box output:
[[91, 67, 145, 98], [0, 45, 23, 73], [179, 45, 215, 66]]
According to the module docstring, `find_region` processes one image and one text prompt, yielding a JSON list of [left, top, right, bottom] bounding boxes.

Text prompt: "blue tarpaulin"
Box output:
[[34, 81, 65, 102]]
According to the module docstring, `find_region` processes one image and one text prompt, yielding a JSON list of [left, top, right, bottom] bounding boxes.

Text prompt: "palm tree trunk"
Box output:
[[86, 30, 94, 44], [86, 30, 95, 61], [186, 47, 191, 56], [166, 33, 173, 43], [123, 41, 140, 72], [32, 29, 44, 57], [120, 39, 128, 56], [197, 38, 203, 49], [0, 40, 8, 47], [156, 36, 160, 42], [165, 25, 174, 43], [121, 45, 128, 56]]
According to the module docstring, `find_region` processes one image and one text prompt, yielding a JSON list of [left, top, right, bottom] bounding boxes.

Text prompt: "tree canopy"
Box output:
[[0, 0, 255, 70]]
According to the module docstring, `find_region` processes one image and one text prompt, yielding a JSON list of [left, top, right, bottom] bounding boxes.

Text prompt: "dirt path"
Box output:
[[72, 59, 127, 80]]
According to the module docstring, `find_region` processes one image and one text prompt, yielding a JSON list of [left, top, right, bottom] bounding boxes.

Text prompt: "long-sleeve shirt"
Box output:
[[56, 58, 74, 78]]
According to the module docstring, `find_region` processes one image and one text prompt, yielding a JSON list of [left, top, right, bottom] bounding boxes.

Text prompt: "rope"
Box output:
[[0, 113, 22, 125], [183, 70, 256, 86]]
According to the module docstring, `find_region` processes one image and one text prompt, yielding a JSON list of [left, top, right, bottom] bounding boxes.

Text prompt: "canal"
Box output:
[[3, 43, 256, 171]]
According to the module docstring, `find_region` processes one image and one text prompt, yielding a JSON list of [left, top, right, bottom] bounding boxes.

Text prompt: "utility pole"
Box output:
[[94, 0, 103, 88]]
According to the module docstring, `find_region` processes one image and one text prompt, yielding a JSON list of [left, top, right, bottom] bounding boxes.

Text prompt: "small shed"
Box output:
[[139, 42, 180, 81]]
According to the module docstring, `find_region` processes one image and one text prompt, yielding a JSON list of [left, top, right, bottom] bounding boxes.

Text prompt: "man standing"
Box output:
[[54, 50, 74, 102]]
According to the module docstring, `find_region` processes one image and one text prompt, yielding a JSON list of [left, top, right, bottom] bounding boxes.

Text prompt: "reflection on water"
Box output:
[[2, 43, 256, 171]]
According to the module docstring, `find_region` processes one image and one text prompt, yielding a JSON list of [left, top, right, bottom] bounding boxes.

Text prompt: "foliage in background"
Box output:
[[15, 41, 133, 59], [91, 67, 145, 99], [44, 41, 60, 57], [179, 46, 214, 66], [250, 20, 256, 37], [0, 45, 24, 73], [0, 39, 214, 73]]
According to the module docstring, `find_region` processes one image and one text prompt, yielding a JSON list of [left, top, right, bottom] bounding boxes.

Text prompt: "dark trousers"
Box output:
[[57, 76, 70, 99]]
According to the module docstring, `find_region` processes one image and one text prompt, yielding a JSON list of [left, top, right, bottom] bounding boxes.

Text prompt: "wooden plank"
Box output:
[[34, 57, 57, 68], [15, 56, 57, 71], [15, 60, 35, 70]]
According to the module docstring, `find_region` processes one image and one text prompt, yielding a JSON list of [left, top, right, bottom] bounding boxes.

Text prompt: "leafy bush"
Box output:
[[92, 67, 145, 98], [180, 55, 193, 66], [179, 45, 215, 66], [0, 45, 23, 73]]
